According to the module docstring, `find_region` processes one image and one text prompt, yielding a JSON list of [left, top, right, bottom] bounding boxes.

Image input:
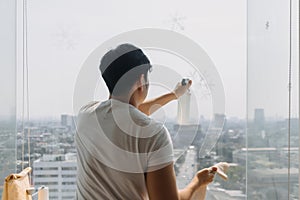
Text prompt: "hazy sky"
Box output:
[[2, 0, 297, 120], [13, 0, 246, 119]]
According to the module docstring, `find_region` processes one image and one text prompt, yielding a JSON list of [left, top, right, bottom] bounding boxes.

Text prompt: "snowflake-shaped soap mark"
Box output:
[[163, 11, 186, 31], [187, 69, 212, 100], [53, 24, 81, 51]]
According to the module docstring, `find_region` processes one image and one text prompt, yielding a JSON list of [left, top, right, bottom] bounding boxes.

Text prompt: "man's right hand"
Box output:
[[173, 79, 192, 99]]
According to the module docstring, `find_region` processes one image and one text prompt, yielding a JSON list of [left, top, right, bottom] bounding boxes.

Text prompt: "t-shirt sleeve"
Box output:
[[146, 126, 174, 172]]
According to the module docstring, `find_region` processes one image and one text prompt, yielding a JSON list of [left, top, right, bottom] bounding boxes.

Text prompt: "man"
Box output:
[[75, 43, 216, 199]]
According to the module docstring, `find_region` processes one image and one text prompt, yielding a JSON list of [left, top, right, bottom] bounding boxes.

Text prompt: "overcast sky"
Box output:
[[1, 0, 298, 120]]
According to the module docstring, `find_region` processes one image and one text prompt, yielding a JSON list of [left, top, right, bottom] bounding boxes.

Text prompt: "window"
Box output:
[[0, 0, 298, 199], [35, 174, 58, 178], [247, 0, 299, 199], [0, 0, 17, 196], [61, 167, 76, 171], [19, 1, 246, 198]]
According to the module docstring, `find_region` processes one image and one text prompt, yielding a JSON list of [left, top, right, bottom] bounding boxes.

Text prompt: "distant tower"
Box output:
[[177, 91, 191, 125], [61, 114, 68, 126], [61, 114, 76, 130], [213, 113, 226, 129], [254, 108, 265, 131]]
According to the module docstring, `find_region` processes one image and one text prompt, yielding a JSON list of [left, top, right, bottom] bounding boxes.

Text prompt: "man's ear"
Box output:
[[138, 74, 145, 91]]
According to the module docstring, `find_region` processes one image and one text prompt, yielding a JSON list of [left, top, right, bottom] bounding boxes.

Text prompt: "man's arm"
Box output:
[[146, 163, 216, 200], [139, 80, 192, 115], [138, 92, 177, 115]]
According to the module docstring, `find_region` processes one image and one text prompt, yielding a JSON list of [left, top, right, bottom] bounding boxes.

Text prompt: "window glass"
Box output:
[[0, 0, 17, 197], [247, 0, 299, 199], [9, 0, 249, 199]]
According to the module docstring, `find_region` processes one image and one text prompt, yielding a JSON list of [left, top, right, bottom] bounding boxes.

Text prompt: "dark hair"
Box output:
[[99, 43, 152, 96]]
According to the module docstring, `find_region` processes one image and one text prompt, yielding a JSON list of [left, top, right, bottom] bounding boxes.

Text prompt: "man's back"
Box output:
[[75, 99, 173, 199]]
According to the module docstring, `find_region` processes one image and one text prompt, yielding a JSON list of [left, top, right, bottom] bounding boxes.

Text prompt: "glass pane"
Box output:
[[247, 0, 299, 199], [23, 1, 246, 199], [0, 0, 17, 197]]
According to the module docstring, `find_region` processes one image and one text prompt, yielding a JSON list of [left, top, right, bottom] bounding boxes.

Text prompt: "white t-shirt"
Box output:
[[75, 99, 174, 200]]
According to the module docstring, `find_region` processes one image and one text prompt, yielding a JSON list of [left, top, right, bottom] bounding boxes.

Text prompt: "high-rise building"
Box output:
[[33, 153, 77, 200], [61, 114, 76, 130], [213, 113, 226, 129], [254, 108, 265, 132]]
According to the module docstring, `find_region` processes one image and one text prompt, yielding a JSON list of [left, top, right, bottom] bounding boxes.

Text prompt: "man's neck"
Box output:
[[109, 95, 138, 108]]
